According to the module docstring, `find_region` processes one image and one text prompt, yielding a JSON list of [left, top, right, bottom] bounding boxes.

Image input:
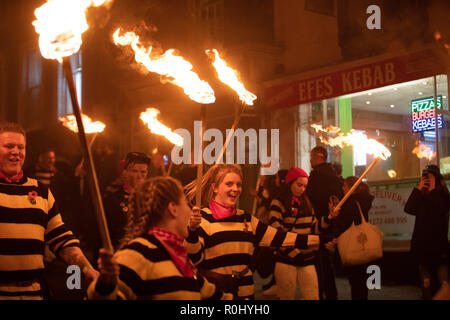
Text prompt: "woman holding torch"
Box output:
[[88, 176, 232, 300], [185, 164, 335, 300]]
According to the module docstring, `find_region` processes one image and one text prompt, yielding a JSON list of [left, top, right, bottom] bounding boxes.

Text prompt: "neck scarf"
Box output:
[[0, 171, 23, 183], [209, 200, 236, 220], [291, 196, 301, 217], [148, 227, 193, 278]]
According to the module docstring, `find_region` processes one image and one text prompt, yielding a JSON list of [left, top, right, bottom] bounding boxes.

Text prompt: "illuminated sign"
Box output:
[[411, 96, 443, 133]]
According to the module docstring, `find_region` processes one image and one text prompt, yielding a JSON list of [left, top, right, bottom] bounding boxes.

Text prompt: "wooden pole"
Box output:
[[433, 75, 440, 167], [62, 58, 113, 252], [215, 104, 245, 164], [334, 157, 380, 211], [195, 105, 206, 207]]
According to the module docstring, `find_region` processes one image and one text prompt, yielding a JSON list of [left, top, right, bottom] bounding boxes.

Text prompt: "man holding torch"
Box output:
[[0, 123, 99, 300]]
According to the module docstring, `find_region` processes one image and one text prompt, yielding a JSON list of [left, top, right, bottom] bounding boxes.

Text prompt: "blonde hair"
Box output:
[[185, 164, 243, 207], [120, 176, 183, 248]]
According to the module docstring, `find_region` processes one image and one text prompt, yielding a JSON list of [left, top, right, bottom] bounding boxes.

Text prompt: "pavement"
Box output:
[[253, 272, 422, 300]]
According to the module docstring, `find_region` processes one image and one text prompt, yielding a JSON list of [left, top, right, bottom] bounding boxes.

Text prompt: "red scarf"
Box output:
[[148, 227, 194, 278], [209, 200, 236, 220], [291, 196, 301, 217], [0, 171, 23, 183]]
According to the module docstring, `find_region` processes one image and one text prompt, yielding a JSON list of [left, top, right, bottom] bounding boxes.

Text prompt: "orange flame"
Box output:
[[140, 108, 184, 146], [205, 49, 257, 105], [412, 141, 436, 161], [59, 114, 105, 133], [113, 29, 215, 104], [311, 124, 391, 160], [33, 0, 112, 62], [387, 170, 397, 178]]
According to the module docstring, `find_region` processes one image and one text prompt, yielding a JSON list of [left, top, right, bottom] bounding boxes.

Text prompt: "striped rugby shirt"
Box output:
[[269, 197, 330, 266], [88, 234, 232, 300], [185, 207, 320, 299], [0, 176, 79, 300]]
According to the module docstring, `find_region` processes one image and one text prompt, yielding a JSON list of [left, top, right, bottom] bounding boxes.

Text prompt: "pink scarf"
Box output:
[[0, 171, 23, 183], [209, 200, 236, 220], [148, 227, 194, 278]]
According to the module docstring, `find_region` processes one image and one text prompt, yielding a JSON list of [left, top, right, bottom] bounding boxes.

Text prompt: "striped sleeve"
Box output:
[[44, 190, 79, 254], [185, 228, 206, 266], [252, 215, 319, 250], [198, 275, 233, 300], [268, 199, 286, 231]]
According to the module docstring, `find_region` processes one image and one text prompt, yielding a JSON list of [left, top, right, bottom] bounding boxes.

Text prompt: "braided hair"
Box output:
[[119, 176, 183, 249]]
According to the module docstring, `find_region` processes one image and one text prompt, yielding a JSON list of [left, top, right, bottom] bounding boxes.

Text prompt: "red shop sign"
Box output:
[[264, 48, 447, 109]]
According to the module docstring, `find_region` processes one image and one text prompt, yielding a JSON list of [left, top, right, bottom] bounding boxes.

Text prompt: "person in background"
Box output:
[[89, 176, 233, 300], [103, 152, 150, 250], [332, 176, 374, 300], [404, 165, 449, 300], [0, 123, 98, 300], [306, 146, 343, 300], [269, 167, 337, 300], [251, 171, 282, 296]]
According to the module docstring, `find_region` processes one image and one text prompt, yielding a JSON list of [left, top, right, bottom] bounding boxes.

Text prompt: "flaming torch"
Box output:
[[140, 108, 183, 178], [311, 125, 391, 211], [205, 49, 258, 164], [412, 141, 436, 162], [113, 28, 215, 207], [33, 0, 113, 251]]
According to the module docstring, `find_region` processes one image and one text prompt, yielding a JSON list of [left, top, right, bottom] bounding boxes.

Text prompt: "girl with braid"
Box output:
[[88, 176, 232, 300], [185, 164, 335, 300]]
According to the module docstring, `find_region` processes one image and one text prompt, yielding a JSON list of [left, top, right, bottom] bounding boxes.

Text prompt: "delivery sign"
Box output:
[[411, 96, 443, 133]]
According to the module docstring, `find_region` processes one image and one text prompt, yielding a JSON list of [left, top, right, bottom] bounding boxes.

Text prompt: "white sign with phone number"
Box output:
[[368, 188, 415, 237]]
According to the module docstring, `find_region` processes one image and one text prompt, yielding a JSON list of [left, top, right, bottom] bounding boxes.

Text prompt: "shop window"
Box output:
[[57, 52, 82, 117]]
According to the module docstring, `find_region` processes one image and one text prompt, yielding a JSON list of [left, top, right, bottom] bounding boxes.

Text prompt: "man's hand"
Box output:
[[188, 207, 202, 231], [328, 196, 340, 220], [97, 248, 119, 287]]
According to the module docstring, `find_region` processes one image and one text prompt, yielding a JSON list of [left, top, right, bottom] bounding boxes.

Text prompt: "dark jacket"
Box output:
[[333, 192, 374, 238], [103, 185, 130, 250], [306, 162, 344, 220], [404, 188, 450, 265]]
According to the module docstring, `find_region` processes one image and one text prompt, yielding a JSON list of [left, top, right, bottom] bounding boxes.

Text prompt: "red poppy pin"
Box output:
[[28, 191, 38, 205]]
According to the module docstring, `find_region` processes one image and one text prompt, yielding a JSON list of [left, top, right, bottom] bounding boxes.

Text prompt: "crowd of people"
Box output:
[[0, 122, 448, 300]]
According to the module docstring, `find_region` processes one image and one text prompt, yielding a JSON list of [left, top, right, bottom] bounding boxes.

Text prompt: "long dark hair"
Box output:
[[275, 179, 313, 217]]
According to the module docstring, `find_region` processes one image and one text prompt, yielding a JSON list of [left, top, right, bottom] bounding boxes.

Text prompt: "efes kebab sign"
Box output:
[[264, 49, 446, 109], [411, 96, 443, 133]]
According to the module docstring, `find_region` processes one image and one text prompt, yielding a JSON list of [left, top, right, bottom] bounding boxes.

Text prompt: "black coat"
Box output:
[[404, 188, 450, 265], [333, 192, 374, 238], [306, 162, 344, 220]]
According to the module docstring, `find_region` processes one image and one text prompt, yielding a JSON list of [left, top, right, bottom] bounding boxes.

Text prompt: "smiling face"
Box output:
[[0, 132, 26, 178], [290, 177, 308, 197], [213, 172, 242, 207]]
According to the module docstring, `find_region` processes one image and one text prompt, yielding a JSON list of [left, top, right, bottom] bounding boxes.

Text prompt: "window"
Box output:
[[58, 52, 82, 117]]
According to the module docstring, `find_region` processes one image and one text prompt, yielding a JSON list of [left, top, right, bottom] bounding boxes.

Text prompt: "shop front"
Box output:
[[263, 46, 449, 250]]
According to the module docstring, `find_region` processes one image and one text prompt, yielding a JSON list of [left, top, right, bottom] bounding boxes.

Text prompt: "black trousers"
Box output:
[[315, 249, 338, 300], [344, 264, 369, 300]]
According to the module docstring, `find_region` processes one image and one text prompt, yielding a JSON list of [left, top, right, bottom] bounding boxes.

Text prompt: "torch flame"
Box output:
[[113, 29, 215, 104], [311, 124, 391, 160], [387, 170, 397, 178], [412, 141, 436, 161], [33, 0, 112, 63], [140, 108, 184, 147], [59, 114, 106, 133], [205, 49, 257, 106]]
